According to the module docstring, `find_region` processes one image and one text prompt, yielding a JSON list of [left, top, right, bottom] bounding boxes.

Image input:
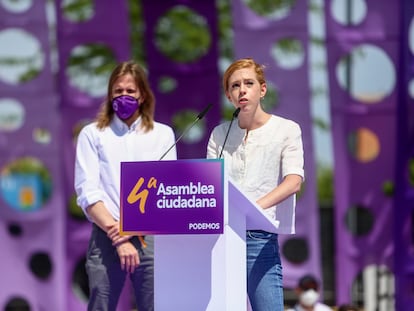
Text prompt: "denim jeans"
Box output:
[[247, 230, 283, 311], [86, 224, 154, 311]]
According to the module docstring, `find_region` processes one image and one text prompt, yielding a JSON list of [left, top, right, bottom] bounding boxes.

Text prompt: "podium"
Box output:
[[120, 159, 280, 311]]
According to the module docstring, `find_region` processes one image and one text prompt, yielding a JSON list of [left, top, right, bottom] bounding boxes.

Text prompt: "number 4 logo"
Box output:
[[127, 177, 158, 214]]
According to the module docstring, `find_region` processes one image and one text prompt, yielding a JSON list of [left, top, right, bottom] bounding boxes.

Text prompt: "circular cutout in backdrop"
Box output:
[[154, 5, 211, 63], [0, 28, 44, 85], [0, 157, 52, 212]]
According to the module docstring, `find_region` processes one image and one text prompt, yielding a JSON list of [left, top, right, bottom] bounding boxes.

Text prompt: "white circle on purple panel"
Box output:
[[67, 43, 117, 98], [409, 79, 414, 99], [335, 44, 396, 103], [62, 0, 94, 22], [154, 5, 211, 63], [271, 38, 304, 70], [0, 98, 25, 132], [0, 28, 44, 85], [242, 0, 297, 20], [172, 110, 205, 143], [33, 127, 51, 144], [409, 17, 414, 55], [1, 0, 32, 13], [158, 76, 177, 93], [331, 0, 367, 26]]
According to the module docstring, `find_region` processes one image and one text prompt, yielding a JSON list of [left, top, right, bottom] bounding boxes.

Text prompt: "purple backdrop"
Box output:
[[120, 159, 224, 235], [325, 0, 399, 305], [55, 1, 132, 310], [394, 1, 414, 310], [2, 0, 414, 310], [0, 1, 65, 310], [141, 0, 221, 159]]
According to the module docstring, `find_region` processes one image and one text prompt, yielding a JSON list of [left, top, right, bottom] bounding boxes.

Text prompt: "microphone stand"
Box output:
[[218, 107, 241, 159], [159, 103, 213, 160]]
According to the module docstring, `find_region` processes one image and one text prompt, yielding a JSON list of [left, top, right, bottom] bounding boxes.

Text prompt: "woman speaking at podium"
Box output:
[[207, 58, 304, 311]]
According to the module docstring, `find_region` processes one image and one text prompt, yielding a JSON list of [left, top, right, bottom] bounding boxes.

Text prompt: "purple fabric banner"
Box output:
[[0, 1, 54, 94], [141, 0, 221, 159], [54, 1, 132, 310], [121, 159, 224, 235], [394, 1, 414, 310], [325, 0, 399, 305], [55, 1, 131, 109], [0, 1, 66, 310]]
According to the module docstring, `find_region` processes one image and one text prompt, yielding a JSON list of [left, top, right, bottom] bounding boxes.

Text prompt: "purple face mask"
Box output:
[[112, 95, 139, 120]]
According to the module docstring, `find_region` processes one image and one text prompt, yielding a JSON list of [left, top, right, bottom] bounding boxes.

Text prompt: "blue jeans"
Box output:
[[247, 230, 283, 311], [86, 224, 154, 311]]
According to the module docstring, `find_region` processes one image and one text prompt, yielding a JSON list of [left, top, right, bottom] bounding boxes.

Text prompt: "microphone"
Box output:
[[233, 107, 241, 118], [197, 103, 212, 120], [218, 107, 241, 159], [159, 103, 213, 160]]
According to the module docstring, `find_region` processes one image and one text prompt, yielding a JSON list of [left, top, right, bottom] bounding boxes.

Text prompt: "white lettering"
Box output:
[[188, 223, 221, 230], [156, 196, 216, 209], [156, 182, 215, 196]]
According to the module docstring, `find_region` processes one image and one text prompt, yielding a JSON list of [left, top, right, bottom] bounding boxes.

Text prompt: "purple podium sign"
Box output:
[[120, 159, 224, 235]]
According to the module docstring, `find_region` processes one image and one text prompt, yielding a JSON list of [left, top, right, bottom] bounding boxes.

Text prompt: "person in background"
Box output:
[[74, 61, 177, 311], [207, 57, 304, 311], [286, 274, 333, 311]]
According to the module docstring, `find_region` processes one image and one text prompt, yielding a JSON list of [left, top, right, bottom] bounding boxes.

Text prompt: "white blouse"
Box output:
[[207, 115, 304, 234]]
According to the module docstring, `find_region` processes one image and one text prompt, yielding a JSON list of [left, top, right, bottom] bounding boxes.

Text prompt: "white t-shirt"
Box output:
[[207, 114, 304, 234]]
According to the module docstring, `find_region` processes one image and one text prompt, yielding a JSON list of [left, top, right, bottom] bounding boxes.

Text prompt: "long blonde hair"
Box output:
[[96, 61, 155, 131]]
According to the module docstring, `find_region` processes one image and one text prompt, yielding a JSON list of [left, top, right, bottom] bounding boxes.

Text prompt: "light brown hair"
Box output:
[[96, 61, 155, 131]]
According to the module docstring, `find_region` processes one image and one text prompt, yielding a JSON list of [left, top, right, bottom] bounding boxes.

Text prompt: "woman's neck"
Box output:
[[238, 111, 271, 132]]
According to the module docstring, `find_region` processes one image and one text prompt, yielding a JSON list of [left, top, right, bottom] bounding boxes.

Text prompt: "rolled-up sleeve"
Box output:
[[74, 126, 105, 217], [281, 122, 305, 181]]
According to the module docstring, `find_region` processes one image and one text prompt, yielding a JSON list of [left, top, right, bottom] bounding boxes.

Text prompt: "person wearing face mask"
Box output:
[[207, 57, 304, 311], [74, 61, 177, 311], [286, 274, 333, 311]]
